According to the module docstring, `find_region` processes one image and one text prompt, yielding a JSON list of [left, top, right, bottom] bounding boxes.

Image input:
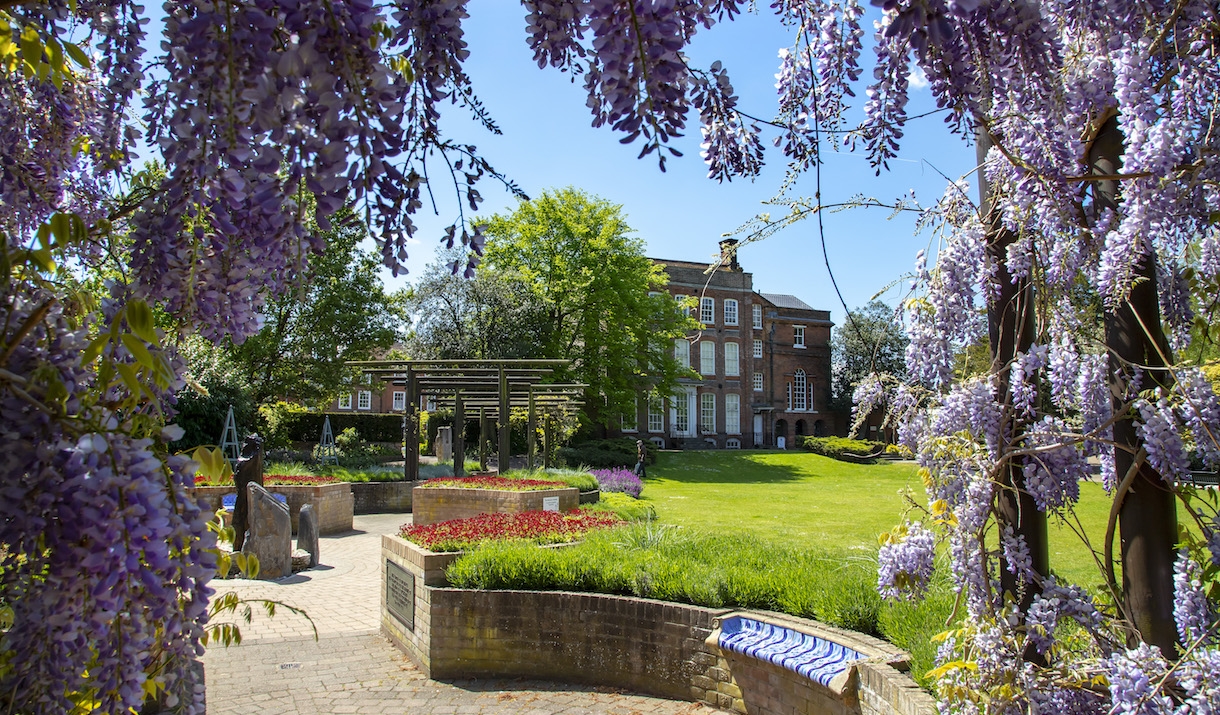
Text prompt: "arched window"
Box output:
[[794, 369, 807, 411], [795, 419, 807, 436]]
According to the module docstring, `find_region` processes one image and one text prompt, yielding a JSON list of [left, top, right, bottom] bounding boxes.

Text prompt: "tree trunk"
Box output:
[[1089, 115, 1179, 655], [976, 132, 1050, 624]]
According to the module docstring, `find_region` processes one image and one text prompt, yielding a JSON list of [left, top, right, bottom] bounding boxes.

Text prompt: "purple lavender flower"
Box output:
[[590, 468, 643, 498]]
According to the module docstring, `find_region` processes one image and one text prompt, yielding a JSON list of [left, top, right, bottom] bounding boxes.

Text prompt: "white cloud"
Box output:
[[908, 65, 929, 90]]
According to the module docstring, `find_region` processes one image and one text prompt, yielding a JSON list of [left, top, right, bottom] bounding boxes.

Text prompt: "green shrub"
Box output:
[[171, 378, 256, 451], [581, 492, 656, 521], [801, 436, 886, 462], [557, 438, 655, 470], [444, 527, 953, 686], [498, 467, 598, 492]]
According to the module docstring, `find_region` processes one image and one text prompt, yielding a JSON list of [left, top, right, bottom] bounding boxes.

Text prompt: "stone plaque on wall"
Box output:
[[386, 560, 415, 631]]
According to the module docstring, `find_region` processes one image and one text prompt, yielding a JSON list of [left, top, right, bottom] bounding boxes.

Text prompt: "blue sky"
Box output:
[[390, 1, 978, 323]]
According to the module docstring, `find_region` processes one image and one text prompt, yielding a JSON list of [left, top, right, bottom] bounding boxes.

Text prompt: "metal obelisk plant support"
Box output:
[[219, 404, 241, 469], [317, 416, 339, 466]]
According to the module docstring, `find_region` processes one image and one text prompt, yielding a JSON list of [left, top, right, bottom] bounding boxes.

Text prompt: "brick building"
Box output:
[[622, 239, 836, 449]]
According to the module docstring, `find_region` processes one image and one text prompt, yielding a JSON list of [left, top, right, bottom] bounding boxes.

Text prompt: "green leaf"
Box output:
[[19, 26, 40, 67], [115, 362, 141, 395], [64, 41, 89, 68], [49, 212, 69, 247], [120, 333, 155, 370], [125, 299, 157, 344]]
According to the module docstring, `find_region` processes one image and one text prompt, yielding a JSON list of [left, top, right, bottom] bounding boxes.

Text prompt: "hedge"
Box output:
[[800, 436, 886, 462], [557, 437, 656, 470], [258, 402, 406, 447]]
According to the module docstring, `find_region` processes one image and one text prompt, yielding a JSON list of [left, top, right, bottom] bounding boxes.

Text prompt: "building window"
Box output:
[[676, 294, 692, 317], [648, 393, 664, 433], [725, 393, 740, 434], [700, 340, 716, 375], [392, 391, 406, 411], [752, 304, 763, 330], [700, 296, 715, 324], [794, 369, 807, 411], [358, 390, 372, 410], [674, 395, 690, 434], [786, 382, 792, 411], [808, 381, 815, 410], [700, 393, 716, 434], [425, 395, 436, 412], [726, 437, 741, 449], [338, 393, 352, 410], [675, 338, 690, 368], [362, 372, 372, 384], [794, 325, 806, 348], [724, 299, 738, 326], [621, 413, 638, 433], [753, 338, 763, 359], [753, 372, 763, 392], [724, 342, 739, 376]]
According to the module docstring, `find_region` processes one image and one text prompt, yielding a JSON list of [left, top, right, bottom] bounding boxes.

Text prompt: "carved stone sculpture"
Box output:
[[231, 433, 264, 552], [243, 482, 292, 579]]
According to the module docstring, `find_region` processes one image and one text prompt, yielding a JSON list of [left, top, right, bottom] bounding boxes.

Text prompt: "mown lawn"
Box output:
[[641, 449, 1116, 589]]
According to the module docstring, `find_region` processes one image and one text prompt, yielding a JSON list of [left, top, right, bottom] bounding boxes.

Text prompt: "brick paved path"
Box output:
[[202, 514, 724, 714]]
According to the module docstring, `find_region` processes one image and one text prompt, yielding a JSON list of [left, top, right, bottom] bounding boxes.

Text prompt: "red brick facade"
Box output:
[[622, 240, 836, 449]]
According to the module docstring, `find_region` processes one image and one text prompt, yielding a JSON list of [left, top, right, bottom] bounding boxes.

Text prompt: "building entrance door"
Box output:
[[753, 415, 763, 446]]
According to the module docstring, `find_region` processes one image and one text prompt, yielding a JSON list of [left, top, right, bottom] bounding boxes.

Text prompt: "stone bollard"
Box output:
[[298, 503, 320, 568], [243, 482, 291, 579]]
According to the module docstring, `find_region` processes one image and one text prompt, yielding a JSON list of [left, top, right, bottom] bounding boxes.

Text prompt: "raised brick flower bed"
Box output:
[[191, 482, 353, 535], [411, 484, 579, 527]]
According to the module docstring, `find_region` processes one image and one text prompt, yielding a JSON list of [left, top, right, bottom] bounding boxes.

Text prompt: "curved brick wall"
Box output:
[[380, 535, 935, 715]]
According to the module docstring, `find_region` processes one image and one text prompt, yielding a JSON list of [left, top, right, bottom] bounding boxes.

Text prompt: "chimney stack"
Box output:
[[718, 238, 741, 271]]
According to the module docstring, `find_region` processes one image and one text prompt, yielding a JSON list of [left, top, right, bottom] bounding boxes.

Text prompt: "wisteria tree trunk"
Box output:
[[1089, 115, 1179, 656], [977, 132, 1050, 627]]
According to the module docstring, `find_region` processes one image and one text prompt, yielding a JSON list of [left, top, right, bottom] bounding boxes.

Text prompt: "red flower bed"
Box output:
[[419, 476, 566, 491], [401, 510, 623, 552]]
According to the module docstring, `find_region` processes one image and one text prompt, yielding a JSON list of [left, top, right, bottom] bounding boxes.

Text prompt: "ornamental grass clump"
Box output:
[[501, 467, 599, 492], [590, 468, 643, 498], [400, 510, 623, 552], [418, 476, 567, 491]]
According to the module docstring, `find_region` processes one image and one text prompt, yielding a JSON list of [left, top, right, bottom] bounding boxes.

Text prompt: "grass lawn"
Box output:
[[642, 449, 1117, 589]]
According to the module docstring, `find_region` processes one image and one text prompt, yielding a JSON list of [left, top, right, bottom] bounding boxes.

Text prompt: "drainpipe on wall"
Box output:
[[767, 322, 775, 448]]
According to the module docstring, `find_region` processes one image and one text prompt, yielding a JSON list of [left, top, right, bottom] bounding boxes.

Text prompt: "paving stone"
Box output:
[[204, 513, 729, 714]]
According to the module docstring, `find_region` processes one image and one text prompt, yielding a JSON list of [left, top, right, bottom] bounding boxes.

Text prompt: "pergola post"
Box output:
[[403, 367, 418, 481], [527, 385, 537, 470], [543, 413, 554, 468], [497, 367, 510, 473], [453, 389, 465, 477], [479, 407, 488, 472]]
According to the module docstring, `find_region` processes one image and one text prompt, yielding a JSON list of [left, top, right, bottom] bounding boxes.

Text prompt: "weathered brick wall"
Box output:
[[410, 486, 579, 526], [379, 535, 934, 715], [351, 481, 413, 514]]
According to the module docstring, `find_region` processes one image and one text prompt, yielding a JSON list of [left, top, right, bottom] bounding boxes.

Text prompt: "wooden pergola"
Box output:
[[347, 359, 585, 480]]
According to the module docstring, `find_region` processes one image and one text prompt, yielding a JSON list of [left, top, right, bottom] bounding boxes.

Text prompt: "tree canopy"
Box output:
[[829, 300, 908, 414], [481, 188, 696, 431]]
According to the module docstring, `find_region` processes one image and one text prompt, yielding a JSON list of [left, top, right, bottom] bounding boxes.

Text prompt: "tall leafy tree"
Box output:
[[220, 211, 406, 406], [830, 300, 908, 412], [481, 188, 696, 431], [406, 250, 549, 360]]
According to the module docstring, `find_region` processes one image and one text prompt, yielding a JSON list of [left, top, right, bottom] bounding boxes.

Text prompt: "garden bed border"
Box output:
[[380, 534, 934, 715]]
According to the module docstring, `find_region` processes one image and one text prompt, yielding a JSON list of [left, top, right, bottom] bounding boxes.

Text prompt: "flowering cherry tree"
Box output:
[[2, 0, 1218, 713]]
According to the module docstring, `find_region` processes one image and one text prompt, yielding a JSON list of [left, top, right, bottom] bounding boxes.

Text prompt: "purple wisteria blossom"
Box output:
[[877, 522, 935, 600]]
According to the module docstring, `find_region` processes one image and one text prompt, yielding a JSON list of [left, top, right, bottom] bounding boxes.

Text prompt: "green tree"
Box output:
[[830, 301, 908, 411], [406, 250, 549, 359], [204, 210, 406, 406], [480, 188, 696, 431]]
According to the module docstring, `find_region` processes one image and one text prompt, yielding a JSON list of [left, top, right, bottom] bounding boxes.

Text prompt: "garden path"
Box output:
[[202, 513, 723, 714]]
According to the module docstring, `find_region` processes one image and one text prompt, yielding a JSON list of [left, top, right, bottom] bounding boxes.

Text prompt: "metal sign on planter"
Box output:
[[385, 561, 415, 631], [542, 496, 559, 512]]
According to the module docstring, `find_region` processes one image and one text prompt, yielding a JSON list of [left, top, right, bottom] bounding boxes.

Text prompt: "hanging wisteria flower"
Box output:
[[877, 522, 936, 600], [1174, 550, 1214, 646], [1136, 398, 1190, 482]]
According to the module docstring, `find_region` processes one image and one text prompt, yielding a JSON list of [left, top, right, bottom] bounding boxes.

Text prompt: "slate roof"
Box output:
[[758, 293, 816, 311]]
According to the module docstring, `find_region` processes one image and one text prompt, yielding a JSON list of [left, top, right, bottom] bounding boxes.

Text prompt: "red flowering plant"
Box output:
[[400, 510, 623, 552], [418, 476, 567, 491]]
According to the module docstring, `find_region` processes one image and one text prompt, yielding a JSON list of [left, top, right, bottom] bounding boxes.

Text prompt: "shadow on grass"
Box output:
[[646, 450, 807, 485]]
